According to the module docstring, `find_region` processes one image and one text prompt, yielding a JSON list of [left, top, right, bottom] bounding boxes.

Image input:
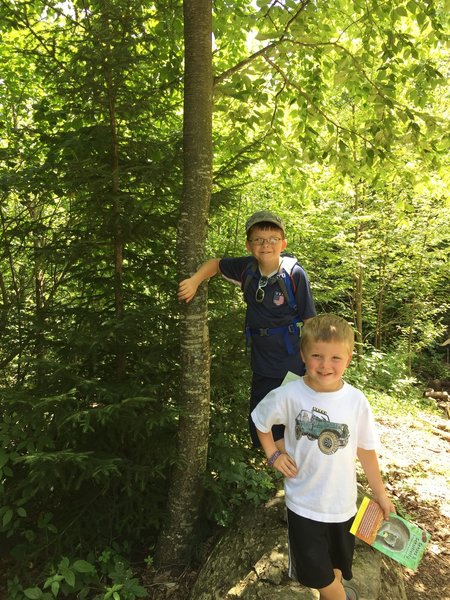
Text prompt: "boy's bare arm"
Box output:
[[257, 429, 298, 478], [178, 258, 221, 302], [357, 448, 396, 519]]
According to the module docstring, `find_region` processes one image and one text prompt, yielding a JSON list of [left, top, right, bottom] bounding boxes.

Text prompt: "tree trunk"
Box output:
[[350, 105, 363, 361], [352, 182, 364, 361], [109, 88, 126, 379], [102, 9, 126, 380], [27, 202, 46, 387], [405, 215, 431, 376], [375, 251, 387, 350], [155, 0, 212, 568]]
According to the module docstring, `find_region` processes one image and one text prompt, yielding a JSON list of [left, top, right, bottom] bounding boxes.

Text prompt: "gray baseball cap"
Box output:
[[245, 210, 285, 234]]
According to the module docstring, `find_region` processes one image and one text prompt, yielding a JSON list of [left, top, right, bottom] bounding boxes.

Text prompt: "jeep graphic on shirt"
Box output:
[[295, 407, 349, 455]]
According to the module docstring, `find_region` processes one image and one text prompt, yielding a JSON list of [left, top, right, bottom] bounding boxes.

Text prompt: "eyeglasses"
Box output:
[[255, 276, 269, 303], [249, 237, 282, 246]]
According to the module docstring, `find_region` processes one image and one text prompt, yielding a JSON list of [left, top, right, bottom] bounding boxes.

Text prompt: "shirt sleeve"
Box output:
[[219, 256, 254, 287], [251, 387, 288, 433], [356, 395, 380, 450]]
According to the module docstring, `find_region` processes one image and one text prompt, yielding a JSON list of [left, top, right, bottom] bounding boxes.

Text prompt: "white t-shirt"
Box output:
[[251, 377, 379, 523]]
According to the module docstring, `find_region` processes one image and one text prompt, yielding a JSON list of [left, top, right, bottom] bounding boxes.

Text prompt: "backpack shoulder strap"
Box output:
[[241, 258, 259, 298], [277, 254, 298, 310], [241, 254, 299, 309]]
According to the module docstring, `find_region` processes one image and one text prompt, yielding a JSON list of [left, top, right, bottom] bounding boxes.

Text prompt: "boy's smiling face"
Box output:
[[245, 225, 287, 271], [301, 339, 353, 393]]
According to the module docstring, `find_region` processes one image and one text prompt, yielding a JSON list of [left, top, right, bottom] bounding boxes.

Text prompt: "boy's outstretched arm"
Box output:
[[357, 448, 396, 519], [257, 429, 298, 478], [178, 258, 221, 303]]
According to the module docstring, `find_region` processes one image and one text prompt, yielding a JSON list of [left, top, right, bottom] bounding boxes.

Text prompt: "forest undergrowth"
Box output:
[[1, 392, 448, 599]]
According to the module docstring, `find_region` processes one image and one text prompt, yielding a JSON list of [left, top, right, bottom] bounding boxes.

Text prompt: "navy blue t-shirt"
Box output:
[[219, 255, 316, 378]]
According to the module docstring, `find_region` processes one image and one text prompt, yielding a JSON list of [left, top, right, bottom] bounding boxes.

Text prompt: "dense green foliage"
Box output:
[[0, 0, 449, 596]]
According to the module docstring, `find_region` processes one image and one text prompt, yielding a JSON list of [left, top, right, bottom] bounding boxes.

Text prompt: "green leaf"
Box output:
[[61, 567, 76, 587], [2, 509, 13, 527], [366, 148, 375, 166], [254, 31, 275, 41], [24, 589, 42, 600], [416, 11, 426, 27], [132, 585, 148, 598], [73, 559, 96, 574], [0, 451, 8, 468], [58, 557, 70, 570], [394, 6, 408, 18]]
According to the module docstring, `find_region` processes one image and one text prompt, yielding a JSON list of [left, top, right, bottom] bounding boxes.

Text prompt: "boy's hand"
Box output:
[[273, 453, 298, 478], [178, 278, 198, 302], [376, 493, 396, 520]]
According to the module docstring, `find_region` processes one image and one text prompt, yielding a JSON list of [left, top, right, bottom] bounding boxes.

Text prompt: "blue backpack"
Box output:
[[241, 254, 302, 354]]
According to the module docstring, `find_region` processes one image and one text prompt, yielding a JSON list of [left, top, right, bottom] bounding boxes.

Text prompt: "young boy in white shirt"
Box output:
[[251, 313, 395, 600]]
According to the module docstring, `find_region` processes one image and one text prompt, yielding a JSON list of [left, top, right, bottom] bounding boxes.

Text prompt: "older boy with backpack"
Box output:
[[178, 210, 316, 448]]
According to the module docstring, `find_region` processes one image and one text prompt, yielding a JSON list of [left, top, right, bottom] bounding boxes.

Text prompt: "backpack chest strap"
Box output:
[[245, 318, 302, 355]]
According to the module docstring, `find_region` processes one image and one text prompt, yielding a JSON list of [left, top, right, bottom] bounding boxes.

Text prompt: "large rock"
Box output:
[[190, 490, 407, 600]]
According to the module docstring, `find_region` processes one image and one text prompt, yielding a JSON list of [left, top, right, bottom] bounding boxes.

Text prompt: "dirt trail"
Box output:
[[375, 409, 450, 599]]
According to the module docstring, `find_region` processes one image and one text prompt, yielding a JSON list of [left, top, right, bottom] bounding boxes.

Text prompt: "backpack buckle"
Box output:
[[259, 328, 269, 336]]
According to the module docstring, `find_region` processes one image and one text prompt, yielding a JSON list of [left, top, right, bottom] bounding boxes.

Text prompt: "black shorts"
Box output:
[[287, 509, 355, 589]]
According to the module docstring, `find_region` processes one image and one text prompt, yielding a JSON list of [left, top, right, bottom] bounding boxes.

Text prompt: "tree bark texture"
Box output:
[[353, 183, 364, 360], [155, 0, 212, 568]]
